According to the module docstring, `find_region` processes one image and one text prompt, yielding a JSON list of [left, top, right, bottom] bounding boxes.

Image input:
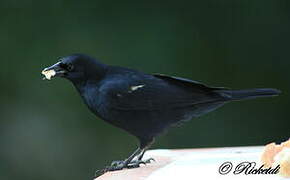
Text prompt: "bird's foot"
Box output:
[[110, 160, 125, 167], [128, 158, 155, 168], [110, 158, 155, 169], [94, 158, 155, 178], [94, 161, 125, 178], [128, 157, 155, 168]]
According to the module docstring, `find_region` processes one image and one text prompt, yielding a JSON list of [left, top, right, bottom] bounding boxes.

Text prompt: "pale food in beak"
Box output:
[[42, 69, 56, 80]]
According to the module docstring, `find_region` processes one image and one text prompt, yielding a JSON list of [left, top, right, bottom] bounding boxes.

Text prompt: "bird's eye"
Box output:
[[66, 63, 74, 71], [60, 63, 74, 71]]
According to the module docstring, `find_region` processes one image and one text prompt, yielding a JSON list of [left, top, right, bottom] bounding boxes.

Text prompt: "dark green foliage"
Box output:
[[0, 1, 289, 179]]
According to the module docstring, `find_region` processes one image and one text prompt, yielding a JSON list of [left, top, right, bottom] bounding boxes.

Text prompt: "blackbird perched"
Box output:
[[42, 54, 280, 174]]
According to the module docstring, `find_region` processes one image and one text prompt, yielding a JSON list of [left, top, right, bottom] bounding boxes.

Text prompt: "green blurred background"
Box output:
[[0, 1, 289, 179]]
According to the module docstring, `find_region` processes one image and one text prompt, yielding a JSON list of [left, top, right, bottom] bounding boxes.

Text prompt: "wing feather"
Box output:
[[99, 73, 225, 111], [153, 73, 228, 91]]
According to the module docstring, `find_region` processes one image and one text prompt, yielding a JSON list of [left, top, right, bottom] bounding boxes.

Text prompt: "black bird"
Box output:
[[42, 54, 280, 174]]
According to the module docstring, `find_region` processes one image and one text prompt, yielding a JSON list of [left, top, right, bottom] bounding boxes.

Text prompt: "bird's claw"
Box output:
[[144, 157, 155, 163], [94, 168, 107, 178], [94, 163, 125, 178], [94, 158, 155, 178], [127, 157, 155, 168], [131, 157, 155, 164], [110, 160, 123, 166]]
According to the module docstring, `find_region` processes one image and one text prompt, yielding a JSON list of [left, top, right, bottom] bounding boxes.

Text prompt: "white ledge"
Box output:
[[95, 146, 287, 180]]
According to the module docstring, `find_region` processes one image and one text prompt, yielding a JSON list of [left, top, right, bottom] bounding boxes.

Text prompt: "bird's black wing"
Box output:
[[98, 73, 227, 111], [153, 74, 228, 91]]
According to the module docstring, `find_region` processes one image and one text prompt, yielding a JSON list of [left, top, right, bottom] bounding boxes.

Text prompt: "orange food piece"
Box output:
[[261, 142, 283, 167], [275, 148, 290, 177], [261, 139, 290, 177]]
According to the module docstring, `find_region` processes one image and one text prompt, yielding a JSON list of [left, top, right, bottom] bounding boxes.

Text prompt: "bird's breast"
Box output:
[[78, 85, 101, 113]]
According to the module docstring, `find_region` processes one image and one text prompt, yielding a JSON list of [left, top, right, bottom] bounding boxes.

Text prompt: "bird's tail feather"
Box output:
[[216, 88, 281, 101]]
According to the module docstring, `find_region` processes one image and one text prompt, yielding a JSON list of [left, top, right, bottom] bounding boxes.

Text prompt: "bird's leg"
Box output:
[[111, 147, 142, 169], [112, 147, 141, 165], [137, 149, 155, 163], [95, 139, 155, 177], [95, 147, 142, 177], [127, 139, 155, 167], [126, 150, 155, 168]]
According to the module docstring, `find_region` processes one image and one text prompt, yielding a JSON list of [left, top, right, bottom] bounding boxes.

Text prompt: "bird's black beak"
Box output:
[[41, 62, 67, 80]]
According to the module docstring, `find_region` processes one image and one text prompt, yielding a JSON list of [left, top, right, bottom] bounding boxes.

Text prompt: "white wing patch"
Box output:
[[129, 84, 145, 92]]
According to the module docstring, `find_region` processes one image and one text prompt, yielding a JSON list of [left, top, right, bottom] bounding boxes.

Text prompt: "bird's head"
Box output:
[[42, 54, 107, 83]]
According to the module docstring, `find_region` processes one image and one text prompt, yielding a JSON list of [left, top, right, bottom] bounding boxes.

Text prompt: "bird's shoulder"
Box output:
[[95, 67, 182, 109], [96, 67, 225, 110], [98, 67, 162, 97]]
